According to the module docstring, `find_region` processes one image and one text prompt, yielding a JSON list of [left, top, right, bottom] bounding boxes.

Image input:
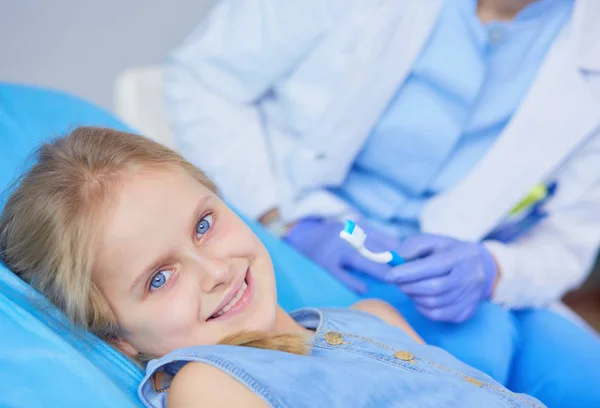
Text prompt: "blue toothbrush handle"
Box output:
[[388, 251, 405, 267]]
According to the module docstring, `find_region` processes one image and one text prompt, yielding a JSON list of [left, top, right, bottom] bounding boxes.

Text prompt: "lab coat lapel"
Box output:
[[421, 5, 600, 241], [577, 0, 600, 72], [300, 0, 443, 186]]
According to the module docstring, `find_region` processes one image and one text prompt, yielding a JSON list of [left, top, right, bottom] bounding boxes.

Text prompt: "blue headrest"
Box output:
[[0, 83, 357, 406], [0, 83, 130, 207], [0, 83, 144, 406]]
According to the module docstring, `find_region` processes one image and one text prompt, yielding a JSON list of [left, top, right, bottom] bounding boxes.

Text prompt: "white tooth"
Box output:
[[213, 281, 249, 318]]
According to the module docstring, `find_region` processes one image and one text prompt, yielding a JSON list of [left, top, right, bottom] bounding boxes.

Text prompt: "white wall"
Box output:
[[0, 0, 217, 111]]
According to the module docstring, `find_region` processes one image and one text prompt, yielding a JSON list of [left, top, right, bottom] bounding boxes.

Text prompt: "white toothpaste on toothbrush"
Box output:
[[339, 220, 405, 266]]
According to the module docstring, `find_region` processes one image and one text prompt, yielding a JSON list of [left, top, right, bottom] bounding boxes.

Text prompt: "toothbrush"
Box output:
[[339, 220, 405, 266]]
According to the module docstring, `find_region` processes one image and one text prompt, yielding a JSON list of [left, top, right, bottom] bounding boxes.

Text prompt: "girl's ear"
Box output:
[[112, 337, 140, 359]]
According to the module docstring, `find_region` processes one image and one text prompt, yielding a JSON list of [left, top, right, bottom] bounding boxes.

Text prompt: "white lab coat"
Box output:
[[164, 0, 600, 309]]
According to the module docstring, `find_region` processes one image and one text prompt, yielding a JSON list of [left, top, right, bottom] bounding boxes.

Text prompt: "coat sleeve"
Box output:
[[485, 130, 600, 309], [164, 0, 362, 219]]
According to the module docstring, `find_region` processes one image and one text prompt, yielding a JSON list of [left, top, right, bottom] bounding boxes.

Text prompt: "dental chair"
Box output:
[[0, 82, 358, 406]]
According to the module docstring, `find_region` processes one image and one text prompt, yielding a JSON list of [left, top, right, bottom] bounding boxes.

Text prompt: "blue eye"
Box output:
[[196, 214, 213, 238], [150, 270, 173, 291]]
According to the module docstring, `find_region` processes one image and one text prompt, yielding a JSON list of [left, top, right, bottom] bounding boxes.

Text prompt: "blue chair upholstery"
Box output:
[[0, 83, 358, 406]]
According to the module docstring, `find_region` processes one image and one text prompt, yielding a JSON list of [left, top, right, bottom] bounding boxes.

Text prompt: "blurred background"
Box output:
[[0, 0, 217, 110]]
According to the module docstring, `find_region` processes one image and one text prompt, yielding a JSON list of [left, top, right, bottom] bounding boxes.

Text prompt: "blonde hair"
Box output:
[[0, 127, 309, 361]]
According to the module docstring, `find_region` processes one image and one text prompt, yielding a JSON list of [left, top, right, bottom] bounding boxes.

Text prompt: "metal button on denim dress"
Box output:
[[139, 308, 545, 408]]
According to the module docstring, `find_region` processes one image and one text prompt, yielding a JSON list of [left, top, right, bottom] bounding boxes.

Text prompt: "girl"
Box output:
[[0, 127, 544, 408]]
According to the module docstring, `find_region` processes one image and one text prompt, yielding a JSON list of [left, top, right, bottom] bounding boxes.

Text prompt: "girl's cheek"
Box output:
[[153, 292, 195, 327]]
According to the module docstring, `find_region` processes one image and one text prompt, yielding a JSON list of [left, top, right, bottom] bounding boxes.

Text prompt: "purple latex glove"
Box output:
[[386, 234, 498, 323], [283, 217, 396, 294]]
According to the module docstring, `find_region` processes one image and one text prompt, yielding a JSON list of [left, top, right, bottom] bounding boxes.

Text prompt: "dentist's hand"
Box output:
[[386, 235, 498, 323], [283, 217, 395, 294]]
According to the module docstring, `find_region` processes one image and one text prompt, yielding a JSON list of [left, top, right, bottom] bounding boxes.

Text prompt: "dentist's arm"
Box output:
[[386, 134, 600, 314], [383, 192, 600, 319], [486, 183, 600, 309], [486, 130, 600, 309], [165, 0, 361, 220]]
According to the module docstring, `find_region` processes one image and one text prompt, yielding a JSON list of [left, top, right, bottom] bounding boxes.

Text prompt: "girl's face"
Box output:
[[93, 167, 277, 358]]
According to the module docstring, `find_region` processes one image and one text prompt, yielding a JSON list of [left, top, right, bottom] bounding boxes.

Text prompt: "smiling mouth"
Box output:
[[210, 279, 248, 318], [208, 270, 252, 320]]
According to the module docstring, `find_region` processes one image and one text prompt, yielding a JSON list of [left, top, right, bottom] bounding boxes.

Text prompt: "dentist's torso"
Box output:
[[257, 0, 600, 242]]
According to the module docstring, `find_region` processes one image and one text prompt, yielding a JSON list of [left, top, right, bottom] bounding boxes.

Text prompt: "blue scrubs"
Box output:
[[331, 1, 600, 406], [332, 0, 573, 237]]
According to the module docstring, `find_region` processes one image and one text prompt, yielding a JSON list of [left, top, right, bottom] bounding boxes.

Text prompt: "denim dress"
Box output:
[[139, 308, 545, 408]]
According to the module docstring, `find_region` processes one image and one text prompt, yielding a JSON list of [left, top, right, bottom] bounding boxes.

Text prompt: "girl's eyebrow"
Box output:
[[128, 195, 213, 293]]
